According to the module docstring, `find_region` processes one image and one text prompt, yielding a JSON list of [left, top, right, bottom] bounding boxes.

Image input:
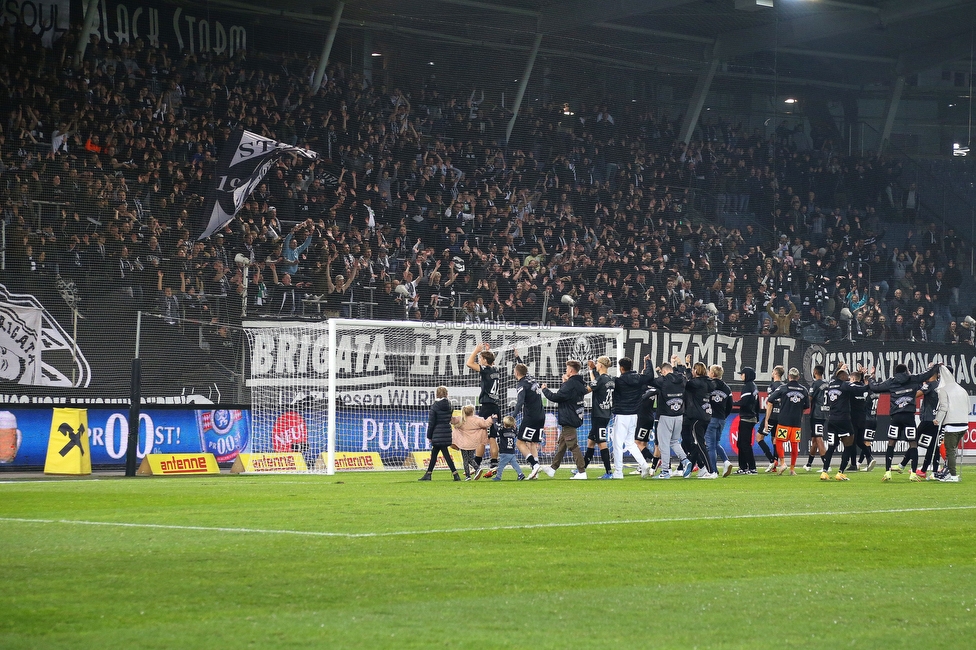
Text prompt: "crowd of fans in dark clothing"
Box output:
[[2, 20, 974, 347]]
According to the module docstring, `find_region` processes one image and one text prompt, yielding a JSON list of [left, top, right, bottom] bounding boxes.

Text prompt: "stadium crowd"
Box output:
[[2, 19, 974, 346]]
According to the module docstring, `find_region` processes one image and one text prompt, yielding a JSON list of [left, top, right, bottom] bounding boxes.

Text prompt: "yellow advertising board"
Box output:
[[231, 453, 308, 473], [405, 449, 464, 470], [136, 453, 220, 476], [44, 408, 91, 475], [314, 452, 385, 471]]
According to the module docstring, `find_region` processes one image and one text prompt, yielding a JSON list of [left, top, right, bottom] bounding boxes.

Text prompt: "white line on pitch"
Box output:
[[1, 505, 974, 539]]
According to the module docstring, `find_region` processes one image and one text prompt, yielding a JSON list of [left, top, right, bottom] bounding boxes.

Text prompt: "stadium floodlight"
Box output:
[[735, 0, 774, 10]]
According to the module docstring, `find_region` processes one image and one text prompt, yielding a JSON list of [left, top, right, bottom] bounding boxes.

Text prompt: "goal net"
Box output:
[[245, 319, 624, 473]]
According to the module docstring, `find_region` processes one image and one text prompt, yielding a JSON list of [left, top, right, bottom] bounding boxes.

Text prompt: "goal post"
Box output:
[[244, 319, 625, 474]]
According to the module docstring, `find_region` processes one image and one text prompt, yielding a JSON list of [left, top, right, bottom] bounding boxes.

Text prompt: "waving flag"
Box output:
[[197, 130, 318, 240]]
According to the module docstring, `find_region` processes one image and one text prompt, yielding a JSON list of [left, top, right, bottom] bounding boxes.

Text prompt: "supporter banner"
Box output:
[[246, 322, 619, 406], [0, 285, 91, 389], [0, 407, 250, 467], [79, 0, 249, 56], [1, 0, 70, 47], [197, 130, 318, 240], [621, 332, 976, 392], [806, 340, 976, 393], [623, 331, 805, 384]]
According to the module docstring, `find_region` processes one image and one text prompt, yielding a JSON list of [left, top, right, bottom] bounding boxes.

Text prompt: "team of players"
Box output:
[[462, 342, 962, 483]]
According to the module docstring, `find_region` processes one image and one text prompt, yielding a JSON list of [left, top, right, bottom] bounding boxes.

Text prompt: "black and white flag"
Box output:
[[197, 130, 318, 241]]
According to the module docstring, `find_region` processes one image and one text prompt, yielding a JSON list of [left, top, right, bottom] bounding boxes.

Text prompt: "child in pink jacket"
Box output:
[[452, 404, 494, 480]]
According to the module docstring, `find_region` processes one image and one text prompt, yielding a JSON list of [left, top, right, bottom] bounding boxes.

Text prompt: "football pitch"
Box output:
[[1, 470, 975, 649]]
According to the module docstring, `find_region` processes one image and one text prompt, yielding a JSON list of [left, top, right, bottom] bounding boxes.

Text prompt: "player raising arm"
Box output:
[[466, 342, 501, 476], [610, 356, 655, 479], [867, 362, 940, 482]]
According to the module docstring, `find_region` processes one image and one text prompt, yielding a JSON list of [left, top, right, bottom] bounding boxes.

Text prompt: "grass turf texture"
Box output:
[[1, 471, 975, 649]]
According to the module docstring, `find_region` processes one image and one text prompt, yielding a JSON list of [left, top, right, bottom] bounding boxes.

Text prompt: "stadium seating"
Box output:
[[2, 15, 974, 372]]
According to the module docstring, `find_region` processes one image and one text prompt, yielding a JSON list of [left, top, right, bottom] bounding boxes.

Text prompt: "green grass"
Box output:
[[1, 469, 976, 649]]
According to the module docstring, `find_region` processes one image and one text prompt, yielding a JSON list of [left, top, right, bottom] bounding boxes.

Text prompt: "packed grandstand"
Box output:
[[3, 8, 974, 352]]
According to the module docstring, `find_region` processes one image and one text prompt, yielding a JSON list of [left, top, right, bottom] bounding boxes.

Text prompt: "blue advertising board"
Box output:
[[1, 404, 773, 469], [0, 408, 250, 467]]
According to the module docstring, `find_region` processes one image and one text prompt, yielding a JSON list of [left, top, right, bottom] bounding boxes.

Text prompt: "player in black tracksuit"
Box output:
[[804, 366, 828, 471], [466, 343, 501, 475], [759, 366, 784, 470], [821, 365, 869, 480], [635, 386, 659, 469], [868, 363, 940, 481], [682, 362, 715, 477], [850, 371, 877, 472], [917, 376, 942, 477], [512, 353, 546, 479], [584, 357, 614, 478], [733, 367, 760, 474]]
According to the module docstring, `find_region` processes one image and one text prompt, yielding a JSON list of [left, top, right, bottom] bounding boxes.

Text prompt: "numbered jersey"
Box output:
[[590, 373, 614, 420], [479, 366, 500, 405], [810, 379, 828, 419]]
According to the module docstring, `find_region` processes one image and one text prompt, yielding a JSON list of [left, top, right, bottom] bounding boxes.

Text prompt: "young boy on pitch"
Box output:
[[492, 416, 525, 481]]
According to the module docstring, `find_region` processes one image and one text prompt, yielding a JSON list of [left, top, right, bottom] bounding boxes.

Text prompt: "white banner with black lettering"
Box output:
[[0, 285, 91, 387], [0, 301, 42, 385], [197, 129, 318, 241]]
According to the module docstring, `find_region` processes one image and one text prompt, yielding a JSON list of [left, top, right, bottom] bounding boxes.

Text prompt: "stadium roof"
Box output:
[[204, 0, 975, 91]]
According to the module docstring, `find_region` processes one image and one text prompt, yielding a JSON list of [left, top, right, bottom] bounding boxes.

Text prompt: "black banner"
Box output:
[[623, 331, 806, 386], [622, 331, 976, 393], [77, 0, 250, 56], [198, 129, 317, 240], [806, 340, 976, 394]]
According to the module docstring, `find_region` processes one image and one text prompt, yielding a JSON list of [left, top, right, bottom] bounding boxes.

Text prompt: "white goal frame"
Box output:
[[245, 318, 625, 474]]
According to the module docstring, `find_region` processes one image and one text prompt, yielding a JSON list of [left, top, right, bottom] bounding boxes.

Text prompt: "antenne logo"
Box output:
[[0, 285, 90, 387]]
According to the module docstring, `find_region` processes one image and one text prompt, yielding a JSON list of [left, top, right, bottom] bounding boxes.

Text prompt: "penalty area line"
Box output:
[[1, 505, 975, 539]]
